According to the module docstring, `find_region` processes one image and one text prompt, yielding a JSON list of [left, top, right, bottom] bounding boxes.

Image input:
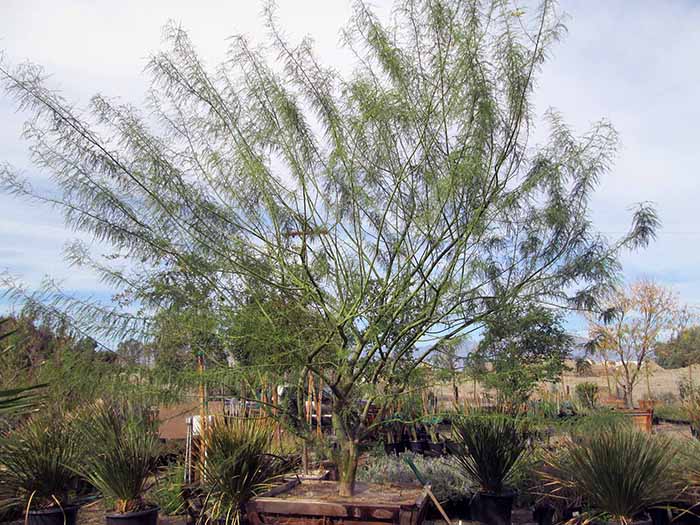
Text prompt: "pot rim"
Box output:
[[28, 505, 79, 515], [477, 489, 517, 498], [105, 505, 160, 519]]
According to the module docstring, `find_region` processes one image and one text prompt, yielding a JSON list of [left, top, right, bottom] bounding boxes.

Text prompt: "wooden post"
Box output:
[[197, 351, 207, 480], [272, 385, 281, 448], [316, 377, 323, 437], [307, 373, 314, 426]]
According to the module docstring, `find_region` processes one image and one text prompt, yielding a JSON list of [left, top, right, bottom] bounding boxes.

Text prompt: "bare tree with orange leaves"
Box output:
[[587, 280, 683, 408]]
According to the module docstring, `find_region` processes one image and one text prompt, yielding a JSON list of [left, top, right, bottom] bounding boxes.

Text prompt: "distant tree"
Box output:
[[116, 338, 148, 367], [575, 356, 593, 376], [476, 305, 572, 409], [430, 338, 467, 404], [587, 280, 684, 408], [656, 325, 700, 369]]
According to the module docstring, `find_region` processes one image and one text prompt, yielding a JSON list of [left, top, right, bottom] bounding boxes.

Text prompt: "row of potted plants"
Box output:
[[0, 402, 160, 525], [378, 411, 700, 525], [1, 406, 298, 525]]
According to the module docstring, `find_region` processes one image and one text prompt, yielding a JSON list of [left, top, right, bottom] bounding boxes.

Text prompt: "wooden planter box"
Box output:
[[638, 399, 656, 410], [246, 479, 429, 525], [624, 409, 653, 433]]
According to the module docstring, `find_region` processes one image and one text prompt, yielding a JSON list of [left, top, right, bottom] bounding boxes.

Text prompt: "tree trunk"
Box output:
[[337, 437, 359, 497], [624, 380, 634, 409], [333, 404, 360, 497]]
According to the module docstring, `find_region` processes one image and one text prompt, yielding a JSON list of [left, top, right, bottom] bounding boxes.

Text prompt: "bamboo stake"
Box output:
[[197, 351, 207, 481], [316, 377, 323, 437]]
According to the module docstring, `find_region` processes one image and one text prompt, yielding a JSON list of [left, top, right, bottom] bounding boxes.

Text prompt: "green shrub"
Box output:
[[150, 464, 186, 516], [565, 408, 631, 439], [201, 418, 295, 525], [0, 412, 82, 512], [678, 378, 698, 401], [76, 402, 160, 514], [450, 414, 531, 495], [575, 382, 599, 410], [540, 428, 681, 523]]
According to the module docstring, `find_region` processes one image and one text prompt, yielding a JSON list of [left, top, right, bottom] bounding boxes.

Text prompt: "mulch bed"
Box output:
[[276, 480, 424, 505]]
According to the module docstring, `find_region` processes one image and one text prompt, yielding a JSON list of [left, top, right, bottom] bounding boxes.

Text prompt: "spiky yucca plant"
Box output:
[[450, 414, 531, 495], [0, 413, 82, 512], [541, 428, 681, 524], [201, 418, 296, 525], [77, 402, 160, 514]]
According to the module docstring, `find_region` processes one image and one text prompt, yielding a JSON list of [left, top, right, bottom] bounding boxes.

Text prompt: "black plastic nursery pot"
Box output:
[[105, 506, 159, 525], [471, 491, 515, 525], [425, 442, 444, 457], [648, 504, 675, 525], [437, 494, 472, 521], [27, 506, 79, 525], [384, 442, 401, 456], [532, 504, 555, 525], [408, 440, 426, 453]]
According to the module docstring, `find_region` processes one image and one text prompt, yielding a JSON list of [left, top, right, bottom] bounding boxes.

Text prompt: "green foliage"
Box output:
[[0, 0, 658, 494], [0, 384, 44, 417], [541, 428, 681, 523], [450, 414, 531, 495], [678, 377, 698, 402], [656, 325, 700, 369], [477, 306, 572, 408], [357, 451, 472, 503], [76, 402, 160, 514], [200, 418, 295, 525], [653, 403, 688, 423], [0, 412, 83, 511], [565, 409, 631, 439], [575, 357, 593, 376], [150, 464, 186, 516], [575, 382, 599, 410]]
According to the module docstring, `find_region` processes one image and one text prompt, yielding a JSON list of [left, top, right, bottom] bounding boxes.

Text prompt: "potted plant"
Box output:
[[202, 417, 295, 524], [449, 414, 530, 525], [540, 427, 681, 525], [77, 402, 161, 525], [0, 413, 83, 525], [423, 415, 445, 457]]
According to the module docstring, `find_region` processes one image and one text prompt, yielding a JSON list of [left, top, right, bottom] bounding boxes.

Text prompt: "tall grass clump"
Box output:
[[449, 414, 531, 495], [201, 417, 295, 525], [0, 412, 82, 512], [541, 428, 680, 523], [76, 402, 160, 514]]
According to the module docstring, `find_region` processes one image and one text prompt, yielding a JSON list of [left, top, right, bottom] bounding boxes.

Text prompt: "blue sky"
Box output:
[[1, 0, 699, 338]]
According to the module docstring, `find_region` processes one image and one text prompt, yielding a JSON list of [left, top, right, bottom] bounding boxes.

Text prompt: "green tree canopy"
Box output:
[[1, 0, 657, 495], [475, 304, 572, 408]]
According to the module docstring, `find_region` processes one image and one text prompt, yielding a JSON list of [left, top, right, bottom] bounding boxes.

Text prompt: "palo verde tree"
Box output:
[[1, 0, 658, 495]]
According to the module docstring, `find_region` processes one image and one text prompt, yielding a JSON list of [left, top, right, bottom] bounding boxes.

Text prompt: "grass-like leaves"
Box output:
[[200, 417, 296, 525], [0, 413, 82, 511], [541, 428, 681, 523], [76, 402, 160, 514], [450, 414, 531, 495]]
